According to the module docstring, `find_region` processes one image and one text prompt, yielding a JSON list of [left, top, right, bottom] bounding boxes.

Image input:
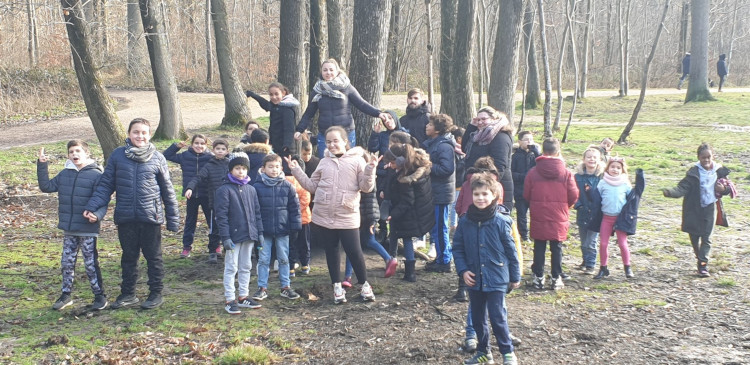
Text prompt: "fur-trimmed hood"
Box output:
[[237, 142, 274, 155], [576, 161, 605, 176], [398, 165, 429, 184]]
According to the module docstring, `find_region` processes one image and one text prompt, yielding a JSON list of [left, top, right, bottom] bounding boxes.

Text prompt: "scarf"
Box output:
[[278, 94, 301, 108], [312, 73, 350, 102], [260, 172, 285, 186], [471, 115, 509, 146], [124, 138, 156, 162], [602, 172, 629, 186], [467, 201, 498, 223], [227, 173, 250, 186]]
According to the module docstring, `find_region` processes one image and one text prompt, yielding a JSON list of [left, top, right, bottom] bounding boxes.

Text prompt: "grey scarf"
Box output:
[[312, 73, 350, 102], [124, 138, 156, 162]]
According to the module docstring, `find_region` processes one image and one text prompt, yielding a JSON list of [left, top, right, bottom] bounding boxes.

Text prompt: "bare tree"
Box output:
[[327, 0, 346, 66], [425, 0, 435, 107], [439, 0, 457, 116], [205, 0, 213, 84], [211, 0, 253, 127], [685, 0, 714, 102], [386, 0, 400, 91], [61, 0, 125, 159], [279, 0, 306, 107], [562, 0, 580, 143], [488, 0, 524, 121], [450, 0, 476, 126], [522, 0, 541, 109], [619, 0, 671, 143], [579, 0, 593, 98], [308, 0, 328, 94], [553, 12, 570, 131], [678, 0, 689, 72], [537, 0, 553, 137], [127, 0, 148, 81], [27, 0, 39, 67], [617, 0, 633, 96]]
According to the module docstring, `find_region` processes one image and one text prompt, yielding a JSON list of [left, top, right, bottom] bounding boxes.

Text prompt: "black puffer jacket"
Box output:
[[399, 101, 431, 147], [511, 145, 540, 199], [38, 160, 107, 234], [296, 84, 381, 133], [359, 190, 380, 228], [85, 146, 179, 231], [238, 143, 273, 183], [163, 143, 213, 197], [214, 179, 264, 243], [463, 126, 514, 209], [422, 134, 456, 205], [252, 176, 302, 236], [389, 166, 435, 239], [246, 91, 299, 155], [185, 157, 229, 208]]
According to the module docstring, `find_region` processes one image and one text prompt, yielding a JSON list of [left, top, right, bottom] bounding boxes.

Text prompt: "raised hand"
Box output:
[[373, 119, 383, 133], [38, 147, 48, 163], [284, 156, 299, 170], [294, 131, 303, 141], [176, 141, 188, 149], [367, 155, 383, 169]]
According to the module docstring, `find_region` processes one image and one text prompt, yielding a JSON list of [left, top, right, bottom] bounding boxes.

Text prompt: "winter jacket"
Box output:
[[247, 91, 299, 155], [163, 143, 213, 197], [388, 166, 436, 239], [297, 84, 381, 133], [717, 58, 728, 77], [253, 176, 302, 236], [214, 179, 263, 243], [360, 190, 380, 228], [85, 146, 179, 231], [399, 101, 431, 147], [574, 165, 603, 228], [463, 126, 514, 208], [287, 176, 311, 225], [455, 169, 502, 217], [291, 147, 376, 229], [664, 166, 718, 236], [523, 156, 578, 241], [304, 155, 320, 178], [37, 160, 107, 235], [588, 169, 644, 235], [511, 145, 540, 199], [682, 54, 691, 74], [368, 123, 407, 181], [423, 134, 456, 205], [238, 143, 273, 183], [453, 210, 521, 293], [185, 157, 229, 208]]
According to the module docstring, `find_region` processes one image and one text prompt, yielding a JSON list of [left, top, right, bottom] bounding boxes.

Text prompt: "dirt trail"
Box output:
[[2, 88, 749, 150]]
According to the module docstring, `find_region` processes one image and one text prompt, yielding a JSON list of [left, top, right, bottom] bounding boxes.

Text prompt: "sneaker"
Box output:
[[140, 292, 163, 309], [333, 282, 347, 304], [111, 293, 139, 309], [582, 266, 596, 275], [510, 333, 522, 346], [225, 300, 241, 314], [360, 281, 375, 302], [272, 260, 279, 273], [180, 248, 191, 258], [560, 272, 571, 280], [427, 243, 437, 259], [251, 288, 268, 301], [502, 352, 518, 365], [289, 269, 296, 278], [237, 296, 262, 309], [384, 258, 398, 278], [91, 294, 108, 310], [281, 287, 300, 300], [300, 266, 310, 275], [698, 268, 710, 277], [464, 338, 478, 352], [533, 275, 545, 290], [215, 246, 222, 257], [208, 253, 218, 264], [551, 276, 564, 291], [341, 277, 352, 289], [52, 293, 73, 310], [464, 351, 495, 364]]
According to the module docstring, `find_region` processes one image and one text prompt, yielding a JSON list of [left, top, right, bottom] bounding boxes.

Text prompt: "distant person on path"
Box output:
[[84, 118, 180, 310], [717, 54, 728, 92], [399, 88, 432, 147], [246, 82, 300, 159], [294, 59, 389, 157], [38, 140, 108, 311], [678, 52, 691, 90]]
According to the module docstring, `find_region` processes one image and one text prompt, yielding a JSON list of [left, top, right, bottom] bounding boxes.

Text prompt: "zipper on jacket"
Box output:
[[69, 170, 81, 229], [133, 162, 139, 219]]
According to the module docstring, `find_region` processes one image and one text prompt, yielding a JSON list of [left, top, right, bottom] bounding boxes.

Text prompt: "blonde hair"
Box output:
[[576, 146, 604, 175]]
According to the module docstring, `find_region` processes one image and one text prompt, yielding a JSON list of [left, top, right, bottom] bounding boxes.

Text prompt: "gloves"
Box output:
[[245, 90, 254, 98], [223, 239, 235, 251]]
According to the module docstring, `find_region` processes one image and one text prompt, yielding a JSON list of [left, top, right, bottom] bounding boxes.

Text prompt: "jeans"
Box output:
[[117, 223, 164, 295], [450, 190, 460, 229], [61, 235, 104, 295], [312, 224, 367, 284], [431, 204, 452, 264], [690, 233, 712, 264], [390, 234, 416, 261], [465, 299, 508, 341], [257, 235, 291, 289], [579, 225, 599, 268], [719, 75, 726, 91], [531, 239, 563, 279], [183, 195, 211, 249], [345, 225, 392, 278], [317, 130, 357, 158], [599, 214, 630, 266], [469, 290, 513, 355], [514, 197, 530, 240], [223, 240, 254, 301]]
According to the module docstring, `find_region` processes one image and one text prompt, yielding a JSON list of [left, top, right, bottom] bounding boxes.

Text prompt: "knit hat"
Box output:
[[228, 152, 250, 171]]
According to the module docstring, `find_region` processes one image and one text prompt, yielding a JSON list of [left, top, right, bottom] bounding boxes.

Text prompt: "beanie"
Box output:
[[228, 152, 250, 171]]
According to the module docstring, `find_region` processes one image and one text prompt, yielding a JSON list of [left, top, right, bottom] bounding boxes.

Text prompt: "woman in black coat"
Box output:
[[462, 106, 515, 211]]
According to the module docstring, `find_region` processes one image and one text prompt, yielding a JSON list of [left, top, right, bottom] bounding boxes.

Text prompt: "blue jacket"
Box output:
[[38, 160, 107, 235], [239, 143, 273, 184], [252, 175, 302, 236], [588, 169, 645, 235], [511, 145, 540, 199], [297, 83, 381, 133], [185, 157, 229, 208], [422, 133, 456, 205], [717, 59, 728, 77], [574, 168, 602, 228], [85, 146, 179, 231], [163, 143, 213, 197], [453, 210, 521, 293], [368, 124, 407, 180], [214, 179, 264, 243]]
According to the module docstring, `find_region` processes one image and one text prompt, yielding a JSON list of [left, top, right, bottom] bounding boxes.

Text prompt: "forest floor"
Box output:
[[1, 91, 750, 364]]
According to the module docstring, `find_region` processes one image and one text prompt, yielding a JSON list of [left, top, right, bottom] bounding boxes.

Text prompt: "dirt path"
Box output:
[[3, 87, 750, 150]]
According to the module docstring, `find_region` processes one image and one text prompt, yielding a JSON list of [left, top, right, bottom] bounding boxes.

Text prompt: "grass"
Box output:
[[631, 298, 668, 308], [715, 277, 736, 288], [215, 344, 278, 365]]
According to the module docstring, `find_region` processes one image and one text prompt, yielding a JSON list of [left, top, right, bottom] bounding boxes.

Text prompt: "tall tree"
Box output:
[[537, 0, 553, 137], [439, 0, 457, 116], [385, 0, 400, 91], [27, 0, 39, 67], [617, 0, 633, 96], [278, 0, 306, 108], [425, 0, 436, 107], [522, 0, 541, 109], [327, 0, 345, 66], [61, 0, 125, 159], [450, 0, 475, 126], [685, 0, 713, 102], [562, 0, 580, 143], [308, 0, 327, 94], [553, 13, 570, 131], [205, 0, 213, 84], [127, 0, 148, 81], [678, 1, 689, 72], [488, 0, 524, 121], [350, 0, 391, 146], [211, 0, 253, 127], [579, 0, 593, 98]]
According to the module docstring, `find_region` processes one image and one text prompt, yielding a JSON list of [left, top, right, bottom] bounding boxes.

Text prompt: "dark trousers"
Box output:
[[290, 223, 311, 268], [514, 197, 530, 240], [311, 224, 367, 284], [118, 222, 164, 295], [469, 290, 513, 356], [531, 239, 563, 279], [719, 75, 726, 91], [690, 233, 712, 264], [207, 209, 221, 252], [183, 195, 211, 249]]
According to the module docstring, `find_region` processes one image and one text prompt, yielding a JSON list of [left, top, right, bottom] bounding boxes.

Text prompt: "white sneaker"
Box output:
[[427, 243, 437, 259], [360, 281, 375, 302], [413, 237, 426, 250], [333, 282, 347, 304], [272, 260, 279, 273]]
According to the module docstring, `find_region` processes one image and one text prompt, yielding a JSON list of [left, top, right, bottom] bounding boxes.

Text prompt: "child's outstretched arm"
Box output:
[[162, 142, 186, 164], [245, 90, 272, 111], [662, 174, 691, 198], [37, 148, 60, 193]]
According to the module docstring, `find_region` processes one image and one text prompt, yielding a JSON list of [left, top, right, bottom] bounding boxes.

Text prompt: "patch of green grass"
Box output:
[[592, 282, 630, 291], [215, 344, 278, 365], [636, 247, 655, 256], [631, 298, 667, 308], [715, 277, 736, 288]]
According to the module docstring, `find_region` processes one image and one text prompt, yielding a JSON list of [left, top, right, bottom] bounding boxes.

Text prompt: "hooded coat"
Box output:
[[511, 144, 541, 199], [573, 162, 604, 228], [388, 166, 435, 239], [238, 143, 273, 183], [246, 91, 299, 155], [664, 166, 717, 236], [463, 126, 514, 209], [399, 101, 431, 147], [717, 55, 728, 77], [214, 178, 264, 243], [368, 113, 407, 182], [422, 133, 457, 205], [253, 175, 302, 236], [587, 169, 645, 235], [163, 143, 213, 197], [296, 84, 381, 133], [523, 156, 579, 241]]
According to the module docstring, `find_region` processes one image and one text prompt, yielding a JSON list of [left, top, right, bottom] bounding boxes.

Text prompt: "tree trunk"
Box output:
[[327, 0, 345, 66], [127, 0, 148, 81], [210, 0, 253, 127], [27, 0, 39, 68], [439, 0, 457, 116], [385, 0, 400, 91], [522, 0, 541, 110], [425, 0, 435, 108], [450, 0, 475, 127], [488, 0, 524, 121], [100, 0, 108, 59], [619, 0, 671, 143], [537, 0, 553, 137], [61, 0, 126, 160], [579, 0, 593, 98], [279, 0, 306, 110], [606, 0, 613, 65], [308, 0, 328, 95], [678, 1, 689, 73], [622, 0, 632, 95], [350, 0, 390, 146], [553, 18, 569, 131], [476, 8, 483, 108], [726, 0, 738, 73], [562, 0, 579, 143], [205, 0, 213, 84], [685, 0, 714, 102]]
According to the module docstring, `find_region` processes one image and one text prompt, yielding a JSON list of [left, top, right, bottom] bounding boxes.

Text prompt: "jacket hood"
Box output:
[[324, 146, 366, 159], [279, 94, 301, 108], [65, 159, 100, 172], [383, 110, 403, 131], [576, 160, 604, 176], [406, 101, 431, 116], [534, 156, 568, 180], [398, 166, 430, 184], [423, 133, 457, 149], [238, 143, 274, 155]]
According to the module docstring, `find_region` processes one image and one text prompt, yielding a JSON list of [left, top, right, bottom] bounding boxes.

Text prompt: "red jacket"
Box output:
[[523, 156, 579, 241], [455, 169, 503, 217]]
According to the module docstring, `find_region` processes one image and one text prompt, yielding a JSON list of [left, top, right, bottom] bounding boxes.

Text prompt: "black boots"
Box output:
[[454, 277, 468, 302], [403, 260, 416, 282], [593, 266, 610, 280], [624, 265, 635, 279]]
